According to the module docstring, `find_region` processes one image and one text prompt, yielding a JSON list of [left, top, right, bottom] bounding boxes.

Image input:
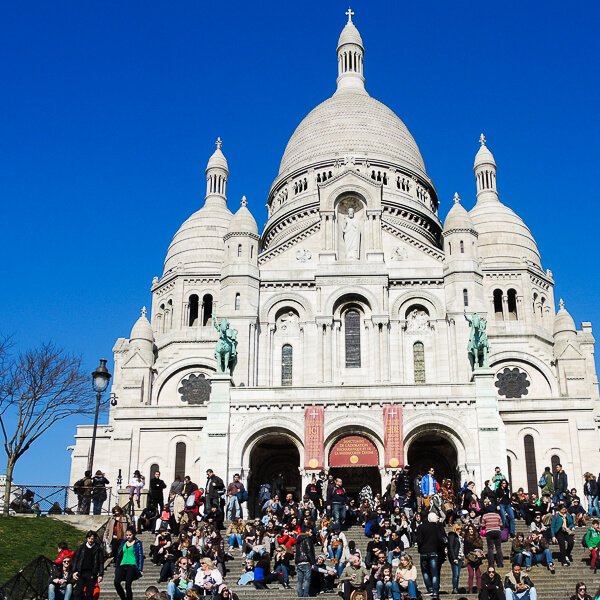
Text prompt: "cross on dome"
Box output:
[[215, 137, 222, 150], [141, 306, 147, 317], [453, 192, 461, 204], [241, 195, 247, 207], [559, 298, 565, 310], [345, 7, 354, 23], [479, 133, 486, 146]]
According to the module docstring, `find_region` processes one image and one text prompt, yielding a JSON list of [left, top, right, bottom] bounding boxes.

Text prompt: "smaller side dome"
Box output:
[[227, 196, 259, 236], [206, 137, 228, 172], [444, 192, 474, 231], [553, 299, 577, 337], [130, 307, 154, 342]]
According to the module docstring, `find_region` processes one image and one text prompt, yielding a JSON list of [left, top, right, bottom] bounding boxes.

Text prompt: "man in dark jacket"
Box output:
[[148, 470, 167, 512], [553, 464, 569, 505], [328, 478, 348, 529], [204, 469, 225, 512], [416, 513, 447, 600], [295, 526, 315, 597], [72, 531, 104, 600], [503, 564, 536, 600]]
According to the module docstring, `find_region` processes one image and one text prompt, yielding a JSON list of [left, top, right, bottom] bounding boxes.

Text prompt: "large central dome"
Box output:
[[278, 90, 428, 181]]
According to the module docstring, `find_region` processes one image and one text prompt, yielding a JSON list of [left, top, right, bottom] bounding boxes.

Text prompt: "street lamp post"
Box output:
[[88, 359, 112, 473]]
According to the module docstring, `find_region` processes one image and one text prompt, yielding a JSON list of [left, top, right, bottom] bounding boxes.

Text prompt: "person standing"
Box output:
[[539, 467, 554, 498], [103, 505, 130, 558], [295, 525, 316, 597], [416, 512, 447, 600], [496, 480, 516, 537], [91, 471, 109, 515], [553, 464, 569, 506], [448, 523, 465, 594], [113, 528, 144, 600], [328, 477, 348, 529], [205, 469, 225, 513], [481, 506, 504, 568], [420, 467, 438, 509], [148, 471, 167, 512], [72, 531, 104, 600], [75, 471, 94, 515], [226, 473, 246, 520], [551, 504, 575, 567]]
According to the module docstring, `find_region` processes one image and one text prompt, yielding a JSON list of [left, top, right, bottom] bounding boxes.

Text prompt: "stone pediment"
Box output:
[[123, 349, 151, 369], [556, 342, 583, 360]]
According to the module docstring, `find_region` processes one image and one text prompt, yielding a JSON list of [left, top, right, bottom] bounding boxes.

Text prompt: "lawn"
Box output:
[[0, 517, 87, 585]]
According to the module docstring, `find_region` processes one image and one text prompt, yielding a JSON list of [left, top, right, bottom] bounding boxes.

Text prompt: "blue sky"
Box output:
[[1, 1, 599, 485]]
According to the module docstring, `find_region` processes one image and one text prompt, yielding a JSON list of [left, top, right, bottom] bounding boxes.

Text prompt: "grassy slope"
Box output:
[[0, 517, 86, 586]]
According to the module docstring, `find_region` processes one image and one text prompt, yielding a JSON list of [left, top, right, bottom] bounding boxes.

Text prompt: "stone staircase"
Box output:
[[98, 520, 600, 599]]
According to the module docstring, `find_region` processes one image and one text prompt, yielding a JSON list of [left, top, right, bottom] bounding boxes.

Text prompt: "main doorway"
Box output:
[[247, 434, 301, 516], [407, 432, 459, 487]]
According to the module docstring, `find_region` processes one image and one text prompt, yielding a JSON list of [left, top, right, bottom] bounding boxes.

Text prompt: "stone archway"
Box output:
[[407, 432, 459, 487], [247, 433, 301, 516]]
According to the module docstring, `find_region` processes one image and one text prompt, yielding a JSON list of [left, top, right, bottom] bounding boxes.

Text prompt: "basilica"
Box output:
[[70, 13, 599, 507]]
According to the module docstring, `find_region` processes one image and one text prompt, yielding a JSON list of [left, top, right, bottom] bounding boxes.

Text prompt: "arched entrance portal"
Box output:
[[328, 435, 381, 498], [247, 434, 301, 516], [407, 433, 459, 487]]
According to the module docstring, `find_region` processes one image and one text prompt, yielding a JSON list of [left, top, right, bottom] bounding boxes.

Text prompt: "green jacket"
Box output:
[[541, 471, 554, 495], [584, 527, 600, 549]]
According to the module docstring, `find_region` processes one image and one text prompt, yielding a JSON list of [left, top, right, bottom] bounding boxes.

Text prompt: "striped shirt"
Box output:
[[481, 512, 503, 531]]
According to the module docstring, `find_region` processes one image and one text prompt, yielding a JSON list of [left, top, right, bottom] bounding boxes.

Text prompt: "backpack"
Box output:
[[538, 474, 546, 487], [258, 484, 271, 503], [73, 479, 85, 496], [237, 489, 249, 503], [186, 493, 197, 508]]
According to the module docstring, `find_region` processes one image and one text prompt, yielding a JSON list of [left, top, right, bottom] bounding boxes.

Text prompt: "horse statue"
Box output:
[[212, 315, 238, 374], [464, 311, 490, 369]]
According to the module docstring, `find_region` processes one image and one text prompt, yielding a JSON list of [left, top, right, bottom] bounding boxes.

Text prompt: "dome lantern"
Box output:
[[205, 137, 229, 207], [336, 8, 366, 94], [474, 133, 499, 202]]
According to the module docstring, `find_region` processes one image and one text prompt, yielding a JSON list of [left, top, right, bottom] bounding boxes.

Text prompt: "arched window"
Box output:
[[493, 289, 504, 320], [149, 463, 160, 484], [463, 289, 469, 307], [551, 454, 561, 472], [237, 244, 243, 258], [507, 289, 518, 321], [540, 297, 546, 318], [250, 245, 254, 259], [174, 442, 186, 480], [532, 292, 538, 314], [413, 341, 425, 384], [201, 294, 213, 326], [460, 240, 465, 253], [344, 309, 361, 368], [448, 242, 452, 255], [188, 295, 199, 326], [234, 293, 241, 311], [281, 344, 293, 386], [524, 435, 538, 495]]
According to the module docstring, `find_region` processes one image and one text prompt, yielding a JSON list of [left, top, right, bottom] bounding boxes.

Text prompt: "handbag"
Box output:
[[500, 528, 510, 543]]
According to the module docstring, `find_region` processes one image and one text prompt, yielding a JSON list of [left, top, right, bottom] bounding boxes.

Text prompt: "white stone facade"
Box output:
[[70, 14, 599, 505]]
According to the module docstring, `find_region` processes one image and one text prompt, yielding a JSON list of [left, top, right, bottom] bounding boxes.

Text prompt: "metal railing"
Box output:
[[7, 485, 117, 515]]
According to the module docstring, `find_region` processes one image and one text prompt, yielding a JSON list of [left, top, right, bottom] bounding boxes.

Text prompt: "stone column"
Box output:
[[447, 317, 458, 382], [398, 321, 406, 383], [369, 319, 380, 383], [366, 210, 384, 263], [319, 211, 336, 263], [324, 321, 333, 383]]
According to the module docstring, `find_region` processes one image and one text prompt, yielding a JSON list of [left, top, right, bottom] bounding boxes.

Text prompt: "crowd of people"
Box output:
[[50, 463, 600, 600]]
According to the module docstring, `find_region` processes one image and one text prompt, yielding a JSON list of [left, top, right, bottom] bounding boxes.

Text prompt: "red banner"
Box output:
[[383, 405, 403, 468], [304, 406, 324, 470], [329, 435, 379, 467]]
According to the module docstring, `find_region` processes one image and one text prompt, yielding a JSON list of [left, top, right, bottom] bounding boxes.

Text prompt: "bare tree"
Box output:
[[0, 339, 92, 515]]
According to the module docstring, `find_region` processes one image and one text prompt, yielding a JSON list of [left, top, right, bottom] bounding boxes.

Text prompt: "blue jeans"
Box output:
[[49, 584, 72, 600], [167, 582, 192, 600], [226, 496, 242, 520], [587, 496, 600, 517], [420, 552, 439, 596], [296, 562, 312, 597], [505, 589, 537, 600], [228, 533, 243, 548], [553, 492, 566, 505], [525, 549, 553, 567], [392, 580, 417, 600], [376, 580, 394, 599], [92, 498, 104, 515], [332, 503, 346, 528], [274, 564, 289, 584], [328, 545, 343, 560], [451, 560, 463, 591], [499, 505, 516, 535]]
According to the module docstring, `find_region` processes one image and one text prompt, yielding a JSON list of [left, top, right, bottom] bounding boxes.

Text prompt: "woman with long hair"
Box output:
[[113, 528, 144, 600], [392, 554, 417, 600], [464, 524, 484, 593]]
